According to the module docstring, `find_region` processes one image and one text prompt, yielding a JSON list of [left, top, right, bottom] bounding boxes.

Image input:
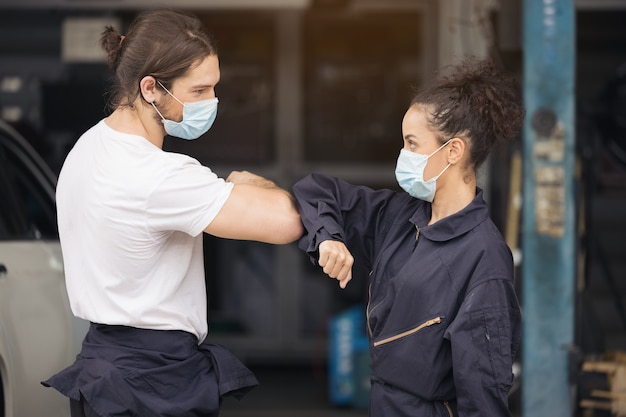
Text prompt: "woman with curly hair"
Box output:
[[293, 57, 524, 417]]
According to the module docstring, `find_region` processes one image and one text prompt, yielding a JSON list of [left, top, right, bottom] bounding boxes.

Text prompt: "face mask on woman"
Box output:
[[395, 140, 451, 202], [151, 81, 218, 140]]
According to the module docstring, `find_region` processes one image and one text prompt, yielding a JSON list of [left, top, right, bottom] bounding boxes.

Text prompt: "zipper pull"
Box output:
[[413, 226, 420, 249]]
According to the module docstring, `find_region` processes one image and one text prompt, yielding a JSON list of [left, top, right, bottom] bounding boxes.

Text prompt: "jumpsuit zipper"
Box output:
[[366, 282, 379, 337], [373, 317, 442, 347], [368, 224, 422, 338]]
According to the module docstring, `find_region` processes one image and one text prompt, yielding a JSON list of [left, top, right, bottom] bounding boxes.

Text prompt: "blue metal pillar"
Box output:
[[522, 1, 576, 417]]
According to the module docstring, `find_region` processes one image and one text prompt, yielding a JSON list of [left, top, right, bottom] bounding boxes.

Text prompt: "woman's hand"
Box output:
[[318, 240, 354, 289]]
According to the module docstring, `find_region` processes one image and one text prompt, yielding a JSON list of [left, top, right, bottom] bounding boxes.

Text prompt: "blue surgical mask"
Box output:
[[395, 140, 451, 202], [151, 81, 218, 140]]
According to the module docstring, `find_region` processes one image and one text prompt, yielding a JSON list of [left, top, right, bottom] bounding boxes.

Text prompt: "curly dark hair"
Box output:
[[99, 9, 217, 111], [411, 57, 525, 171]]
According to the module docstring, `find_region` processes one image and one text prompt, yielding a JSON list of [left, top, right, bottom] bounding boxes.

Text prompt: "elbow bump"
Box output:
[[273, 216, 303, 244], [282, 217, 304, 244]]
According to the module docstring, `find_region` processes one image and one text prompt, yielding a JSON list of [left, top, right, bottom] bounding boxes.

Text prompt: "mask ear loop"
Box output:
[[427, 138, 453, 158], [151, 80, 184, 121], [427, 138, 453, 181], [431, 162, 452, 181], [156, 81, 184, 106], [151, 101, 167, 121]]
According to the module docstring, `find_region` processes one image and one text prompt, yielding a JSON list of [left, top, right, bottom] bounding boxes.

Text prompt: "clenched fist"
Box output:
[[318, 240, 354, 289]]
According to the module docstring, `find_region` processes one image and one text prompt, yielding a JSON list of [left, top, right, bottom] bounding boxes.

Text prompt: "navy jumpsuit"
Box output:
[[293, 173, 521, 417]]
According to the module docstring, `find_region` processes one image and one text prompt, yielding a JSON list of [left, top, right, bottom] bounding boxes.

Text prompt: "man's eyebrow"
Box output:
[[189, 83, 214, 89]]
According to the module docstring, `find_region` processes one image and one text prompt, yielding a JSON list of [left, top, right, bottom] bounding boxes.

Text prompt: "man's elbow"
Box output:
[[274, 215, 304, 244], [271, 192, 304, 244]]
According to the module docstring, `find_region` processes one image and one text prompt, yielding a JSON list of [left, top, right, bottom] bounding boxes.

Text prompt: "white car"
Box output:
[[0, 120, 87, 417]]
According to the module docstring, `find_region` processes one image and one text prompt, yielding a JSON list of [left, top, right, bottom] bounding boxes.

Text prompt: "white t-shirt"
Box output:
[[56, 119, 233, 342]]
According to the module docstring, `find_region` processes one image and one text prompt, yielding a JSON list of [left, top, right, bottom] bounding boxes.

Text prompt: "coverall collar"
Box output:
[[409, 188, 489, 242]]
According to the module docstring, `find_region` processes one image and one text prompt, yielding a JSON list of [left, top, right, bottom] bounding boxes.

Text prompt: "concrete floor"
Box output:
[[219, 365, 368, 417]]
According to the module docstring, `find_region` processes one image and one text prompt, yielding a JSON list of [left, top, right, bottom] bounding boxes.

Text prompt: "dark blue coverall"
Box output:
[[293, 173, 521, 417]]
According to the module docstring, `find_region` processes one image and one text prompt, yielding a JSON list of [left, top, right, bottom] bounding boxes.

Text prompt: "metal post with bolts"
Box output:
[[522, 0, 576, 416]]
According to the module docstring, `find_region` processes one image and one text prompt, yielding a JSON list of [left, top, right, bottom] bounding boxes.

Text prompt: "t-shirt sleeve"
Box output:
[[146, 158, 234, 237]]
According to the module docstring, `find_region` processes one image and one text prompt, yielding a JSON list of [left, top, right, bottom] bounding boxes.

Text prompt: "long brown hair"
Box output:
[[99, 9, 217, 110]]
